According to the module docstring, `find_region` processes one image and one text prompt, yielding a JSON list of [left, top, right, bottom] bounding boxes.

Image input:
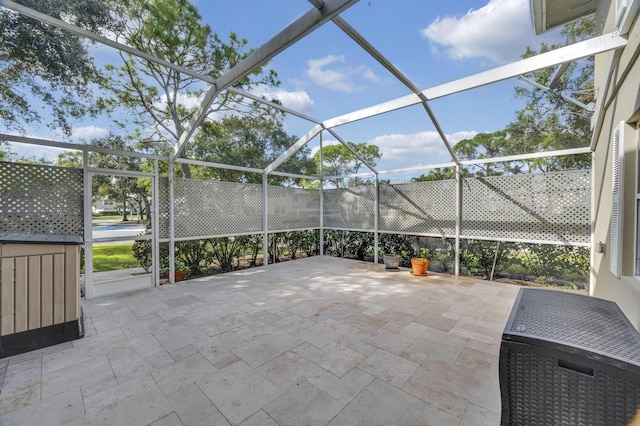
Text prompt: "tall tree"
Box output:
[[88, 134, 151, 222], [188, 114, 316, 185], [506, 17, 595, 172], [57, 151, 84, 168], [314, 142, 381, 187], [0, 141, 12, 161], [453, 130, 513, 177], [412, 167, 455, 182], [0, 0, 117, 135], [101, 0, 279, 177]]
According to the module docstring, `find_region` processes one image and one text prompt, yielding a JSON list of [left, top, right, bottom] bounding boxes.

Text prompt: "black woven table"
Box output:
[[500, 288, 640, 426]]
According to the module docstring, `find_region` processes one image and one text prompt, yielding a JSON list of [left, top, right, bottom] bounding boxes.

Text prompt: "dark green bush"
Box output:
[[132, 239, 152, 272]]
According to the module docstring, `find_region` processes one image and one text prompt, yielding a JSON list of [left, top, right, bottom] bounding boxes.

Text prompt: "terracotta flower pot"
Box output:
[[174, 270, 188, 282], [411, 258, 429, 276]]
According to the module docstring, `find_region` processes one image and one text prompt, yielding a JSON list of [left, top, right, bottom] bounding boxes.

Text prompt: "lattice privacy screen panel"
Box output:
[[324, 186, 376, 230], [158, 179, 321, 239], [157, 170, 589, 244], [0, 162, 83, 236], [267, 186, 320, 231], [171, 178, 263, 238], [461, 170, 591, 245], [158, 176, 170, 239], [379, 180, 457, 235]]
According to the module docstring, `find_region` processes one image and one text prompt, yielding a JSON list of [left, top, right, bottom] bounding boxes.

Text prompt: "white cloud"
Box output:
[[370, 130, 477, 163], [310, 130, 478, 172], [421, 0, 559, 64], [306, 54, 381, 92], [71, 125, 109, 141], [251, 85, 315, 113]]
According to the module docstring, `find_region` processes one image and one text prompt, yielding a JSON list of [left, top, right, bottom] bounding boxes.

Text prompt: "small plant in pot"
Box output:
[[411, 248, 430, 276], [174, 261, 189, 282], [163, 261, 189, 282]]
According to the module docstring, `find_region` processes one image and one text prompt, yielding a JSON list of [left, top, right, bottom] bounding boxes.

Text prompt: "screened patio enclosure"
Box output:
[[0, 0, 628, 298], [0, 145, 591, 298]]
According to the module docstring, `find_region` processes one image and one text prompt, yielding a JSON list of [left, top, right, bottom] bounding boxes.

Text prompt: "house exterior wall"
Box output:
[[591, 1, 640, 328]]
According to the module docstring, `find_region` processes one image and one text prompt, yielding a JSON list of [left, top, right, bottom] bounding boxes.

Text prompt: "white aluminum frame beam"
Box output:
[[376, 146, 591, 176], [266, 124, 323, 173], [331, 16, 460, 165], [0, 134, 166, 160], [171, 0, 359, 162], [270, 170, 320, 181], [323, 32, 627, 129], [518, 76, 594, 112]]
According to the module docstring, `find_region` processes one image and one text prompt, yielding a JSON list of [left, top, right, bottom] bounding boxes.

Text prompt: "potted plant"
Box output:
[[163, 261, 189, 282], [383, 250, 401, 271], [411, 248, 430, 276], [174, 261, 189, 282]]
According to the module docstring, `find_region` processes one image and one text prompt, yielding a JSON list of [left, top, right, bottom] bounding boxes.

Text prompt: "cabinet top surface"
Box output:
[[0, 233, 83, 244], [505, 288, 640, 365]]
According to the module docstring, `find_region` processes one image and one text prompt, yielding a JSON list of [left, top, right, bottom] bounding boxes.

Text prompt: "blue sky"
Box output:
[[10, 0, 564, 177]]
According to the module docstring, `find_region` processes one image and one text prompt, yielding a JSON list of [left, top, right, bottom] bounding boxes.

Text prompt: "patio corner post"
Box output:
[[374, 173, 379, 265], [168, 162, 175, 284], [263, 171, 269, 266], [153, 159, 160, 287], [319, 131, 324, 256], [82, 149, 94, 298], [455, 164, 462, 276]]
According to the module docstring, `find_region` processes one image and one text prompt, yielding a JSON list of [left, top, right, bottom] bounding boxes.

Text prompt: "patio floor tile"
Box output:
[[197, 360, 281, 425], [327, 379, 425, 426], [263, 379, 345, 426], [0, 256, 530, 425]]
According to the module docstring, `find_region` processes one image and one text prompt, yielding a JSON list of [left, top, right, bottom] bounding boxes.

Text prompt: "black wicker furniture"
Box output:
[[500, 288, 640, 425]]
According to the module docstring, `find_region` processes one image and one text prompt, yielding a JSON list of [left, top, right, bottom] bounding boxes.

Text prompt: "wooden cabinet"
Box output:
[[0, 235, 83, 358]]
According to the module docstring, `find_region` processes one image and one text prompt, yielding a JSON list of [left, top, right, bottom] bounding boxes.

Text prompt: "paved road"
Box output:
[[92, 220, 146, 241]]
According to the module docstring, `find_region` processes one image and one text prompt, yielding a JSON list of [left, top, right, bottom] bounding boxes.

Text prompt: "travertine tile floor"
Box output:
[[0, 256, 521, 425]]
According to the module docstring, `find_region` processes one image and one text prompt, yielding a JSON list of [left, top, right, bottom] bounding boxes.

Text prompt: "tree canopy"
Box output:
[[314, 142, 381, 187], [0, 0, 117, 135], [188, 114, 316, 185]]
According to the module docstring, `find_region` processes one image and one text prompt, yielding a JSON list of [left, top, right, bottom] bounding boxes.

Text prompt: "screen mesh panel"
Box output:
[[461, 170, 590, 244], [379, 180, 456, 236], [267, 186, 320, 231], [172, 178, 263, 238], [323, 186, 376, 230], [157, 170, 590, 244]]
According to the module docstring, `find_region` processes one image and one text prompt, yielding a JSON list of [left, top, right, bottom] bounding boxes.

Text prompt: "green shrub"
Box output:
[[132, 239, 152, 272], [208, 236, 243, 272]]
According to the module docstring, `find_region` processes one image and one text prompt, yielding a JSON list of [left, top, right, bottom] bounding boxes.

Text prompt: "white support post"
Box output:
[[168, 162, 175, 283], [153, 159, 160, 287], [82, 150, 94, 298], [263, 172, 269, 266], [319, 132, 325, 256], [455, 164, 462, 276], [374, 174, 380, 265]]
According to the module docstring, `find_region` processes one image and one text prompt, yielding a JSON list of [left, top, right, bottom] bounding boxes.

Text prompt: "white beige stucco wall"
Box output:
[[591, 1, 640, 329]]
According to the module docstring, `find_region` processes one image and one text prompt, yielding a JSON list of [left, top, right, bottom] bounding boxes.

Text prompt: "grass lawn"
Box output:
[[92, 243, 140, 272], [92, 215, 123, 220]]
